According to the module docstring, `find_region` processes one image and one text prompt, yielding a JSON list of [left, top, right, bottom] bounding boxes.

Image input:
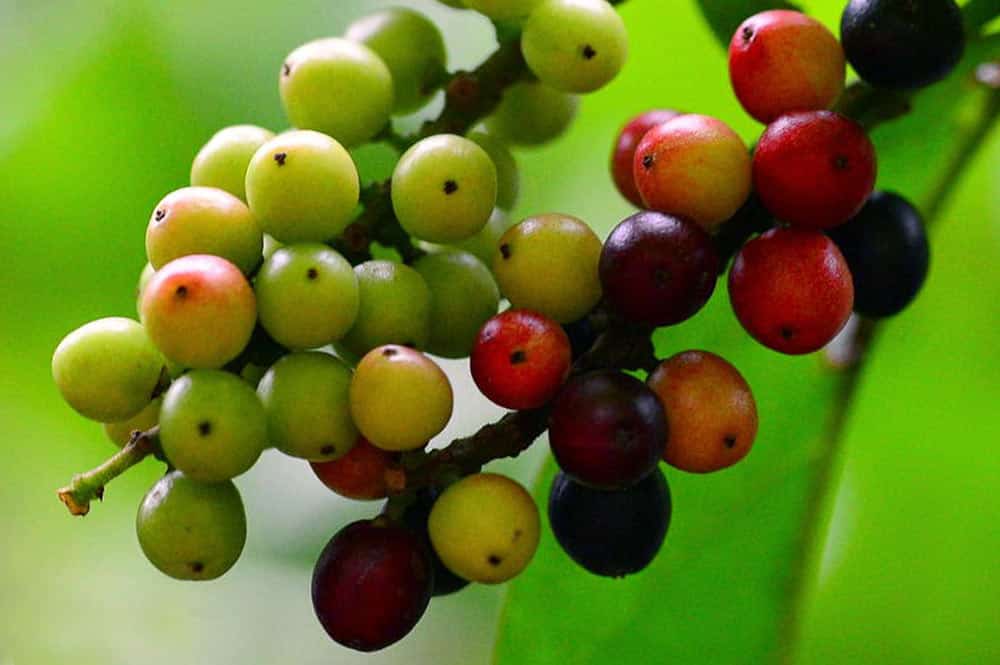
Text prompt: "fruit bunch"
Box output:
[[50, 0, 969, 655]]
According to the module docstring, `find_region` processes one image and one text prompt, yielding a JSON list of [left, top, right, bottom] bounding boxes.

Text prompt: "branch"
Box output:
[[57, 427, 160, 516]]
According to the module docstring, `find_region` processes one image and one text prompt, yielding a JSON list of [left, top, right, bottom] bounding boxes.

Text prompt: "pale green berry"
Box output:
[[450, 208, 514, 267], [463, 0, 543, 21], [190, 125, 275, 201], [485, 81, 580, 146], [468, 131, 519, 210], [104, 397, 162, 448], [340, 260, 432, 357], [136, 262, 156, 316], [262, 234, 283, 260]]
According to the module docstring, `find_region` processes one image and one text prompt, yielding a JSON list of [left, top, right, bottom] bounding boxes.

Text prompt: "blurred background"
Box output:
[[0, 1, 996, 664]]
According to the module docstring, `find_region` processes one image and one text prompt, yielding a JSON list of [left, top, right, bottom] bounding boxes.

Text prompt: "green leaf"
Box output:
[[694, 0, 800, 46]]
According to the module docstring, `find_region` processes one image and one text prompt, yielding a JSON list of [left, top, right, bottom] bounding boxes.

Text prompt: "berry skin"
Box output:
[[349, 345, 453, 452], [245, 130, 360, 243], [471, 309, 572, 410], [104, 396, 161, 447], [729, 228, 854, 354], [610, 109, 681, 207], [312, 519, 433, 652], [280, 38, 393, 147], [634, 114, 752, 231], [463, 0, 541, 21], [485, 81, 580, 147], [753, 111, 876, 229], [254, 243, 359, 350], [136, 471, 247, 581], [827, 191, 930, 318], [190, 124, 275, 201], [136, 262, 156, 316], [493, 214, 603, 323], [841, 0, 964, 90], [52, 317, 164, 423], [140, 255, 256, 369], [310, 438, 394, 501], [599, 211, 720, 327], [521, 0, 628, 94], [729, 10, 845, 124], [392, 134, 497, 243], [428, 473, 540, 584], [468, 131, 520, 211], [345, 8, 446, 113], [549, 468, 671, 577], [145, 186, 262, 275], [647, 351, 759, 473], [159, 370, 268, 482], [257, 352, 358, 461], [446, 208, 514, 268], [339, 260, 432, 358], [548, 370, 665, 490], [398, 487, 471, 596]]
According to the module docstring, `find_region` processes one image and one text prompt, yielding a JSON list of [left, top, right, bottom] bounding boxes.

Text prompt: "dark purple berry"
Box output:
[[398, 487, 471, 597]]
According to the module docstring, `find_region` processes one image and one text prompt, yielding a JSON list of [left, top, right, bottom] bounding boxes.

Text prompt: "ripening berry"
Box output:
[[104, 397, 162, 448], [471, 309, 572, 410], [311, 438, 395, 501], [729, 228, 854, 354], [610, 109, 681, 207], [827, 191, 930, 318], [549, 468, 671, 577], [280, 38, 393, 147], [312, 519, 433, 652], [428, 473, 540, 584], [753, 111, 876, 229], [339, 260, 432, 358], [841, 0, 964, 90], [469, 131, 520, 211], [647, 351, 759, 473], [140, 254, 256, 369], [146, 186, 262, 275], [399, 487, 471, 596], [349, 345, 453, 452], [485, 81, 580, 147], [729, 10, 845, 124], [549, 370, 665, 490], [493, 214, 603, 323], [634, 114, 752, 231], [599, 211, 720, 327], [190, 125, 275, 201], [463, 0, 541, 20]]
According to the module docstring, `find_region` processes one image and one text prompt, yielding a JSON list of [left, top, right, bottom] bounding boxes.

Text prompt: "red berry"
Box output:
[[729, 10, 845, 123], [549, 370, 665, 490], [312, 519, 433, 652], [728, 228, 853, 354], [599, 211, 720, 327], [471, 309, 572, 410], [610, 109, 681, 207], [310, 438, 395, 501], [753, 111, 876, 229]]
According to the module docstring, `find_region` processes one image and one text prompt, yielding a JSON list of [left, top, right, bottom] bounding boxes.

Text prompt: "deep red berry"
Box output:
[[729, 10, 845, 123], [729, 228, 854, 354], [310, 438, 395, 501], [753, 111, 876, 229], [610, 109, 681, 207], [549, 370, 665, 490], [599, 211, 720, 327], [471, 309, 572, 410], [311, 519, 433, 652]]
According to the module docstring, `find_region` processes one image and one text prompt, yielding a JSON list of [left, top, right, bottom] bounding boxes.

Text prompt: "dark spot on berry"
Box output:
[[723, 435, 737, 449], [509, 350, 527, 365], [274, 152, 287, 166], [175, 285, 188, 298], [512, 529, 523, 541], [614, 425, 636, 448], [500, 243, 512, 260], [198, 421, 212, 436], [443, 180, 459, 195], [780, 326, 795, 340], [642, 154, 654, 170], [488, 554, 503, 566], [320, 445, 335, 455], [382, 347, 399, 357], [653, 267, 671, 288], [833, 155, 849, 170], [282, 62, 291, 77], [154, 208, 166, 222], [582, 44, 597, 60], [190, 561, 204, 573], [742, 26, 755, 44], [306, 267, 319, 280]]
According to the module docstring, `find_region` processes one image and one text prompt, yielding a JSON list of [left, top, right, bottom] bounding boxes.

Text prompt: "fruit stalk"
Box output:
[[57, 427, 160, 516]]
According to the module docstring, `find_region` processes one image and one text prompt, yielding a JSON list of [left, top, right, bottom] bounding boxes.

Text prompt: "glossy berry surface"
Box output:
[[599, 211, 720, 327], [339, 260, 432, 358], [610, 109, 681, 207], [485, 81, 579, 147], [753, 111, 876, 229], [729, 228, 854, 354], [841, 0, 964, 90], [827, 191, 930, 318], [190, 124, 275, 202], [549, 370, 665, 489], [399, 487, 471, 596], [311, 438, 394, 501], [729, 10, 845, 123], [471, 309, 572, 410], [549, 467, 671, 577], [648, 350, 759, 473], [312, 519, 433, 652]]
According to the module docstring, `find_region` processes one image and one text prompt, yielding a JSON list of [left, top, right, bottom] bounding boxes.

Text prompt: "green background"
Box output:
[[0, 1, 996, 664]]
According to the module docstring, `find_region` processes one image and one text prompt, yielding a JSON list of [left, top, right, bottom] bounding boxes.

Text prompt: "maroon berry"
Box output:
[[311, 519, 433, 652], [471, 309, 572, 410], [599, 211, 720, 327], [753, 111, 876, 229], [310, 438, 396, 501], [610, 109, 681, 207], [728, 228, 854, 354], [549, 370, 665, 490]]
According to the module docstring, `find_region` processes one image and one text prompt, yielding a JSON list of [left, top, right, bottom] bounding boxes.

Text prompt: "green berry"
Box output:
[[522, 0, 628, 93], [104, 397, 162, 448], [159, 370, 267, 482], [190, 125, 275, 201], [280, 38, 393, 147], [245, 130, 360, 243], [485, 81, 579, 146], [257, 352, 358, 461], [136, 262, 156, 316], [463, 0, 543, 21], [52, 317, 164, 422], [493, 214, 603, 322], [136, 471, 246, 581], [254, 244, 359, 350], [340, 260, 432, 357], [262, 234, 283, 261], [468, 131, 520, 210], [392, 134, 497, 243], [413, 251, 500, 358], [448, 208, 514, 267], [345, 8, 447, 113]]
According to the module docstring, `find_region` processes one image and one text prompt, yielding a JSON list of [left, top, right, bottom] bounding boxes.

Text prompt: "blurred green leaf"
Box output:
[[694, 0, 800, 46]]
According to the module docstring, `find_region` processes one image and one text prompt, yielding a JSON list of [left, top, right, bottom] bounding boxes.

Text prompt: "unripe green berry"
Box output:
[[485, 81, 579, 146], [463, 0, 543, 21], [104, 397, 162, 448], [190, 125, 275, 201], [340, 260, 432, 358], [136, 262, 156, 317], [468, 131, 520, 210]]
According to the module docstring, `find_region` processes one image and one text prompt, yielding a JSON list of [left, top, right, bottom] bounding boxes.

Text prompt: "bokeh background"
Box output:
[[1, 1, 997, 664]]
